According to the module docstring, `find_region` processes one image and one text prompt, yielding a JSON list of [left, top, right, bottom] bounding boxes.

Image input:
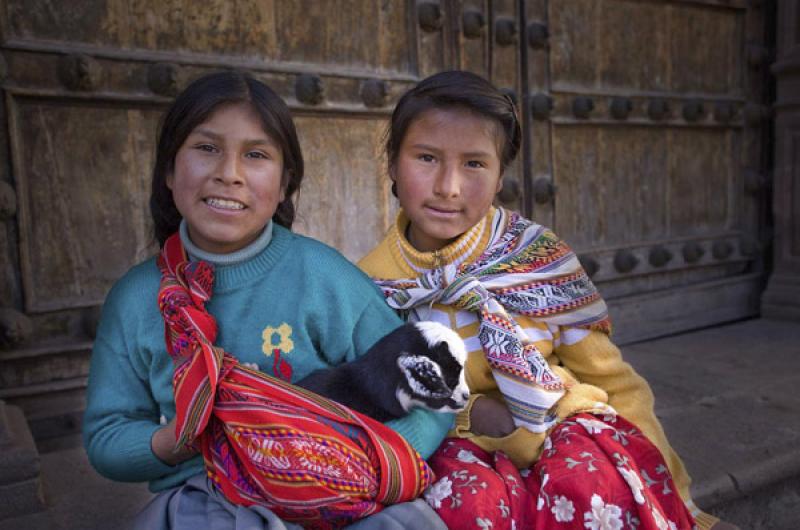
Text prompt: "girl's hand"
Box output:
[[151, 416, 198, 466], [469, 396, 516, 438]]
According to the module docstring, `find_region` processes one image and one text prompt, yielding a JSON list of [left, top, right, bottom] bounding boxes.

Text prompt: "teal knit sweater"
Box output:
[[83, 223, 453, 492]]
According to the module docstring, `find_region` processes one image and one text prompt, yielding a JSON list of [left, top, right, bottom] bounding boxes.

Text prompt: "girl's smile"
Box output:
[[167, 102, 285, 254], [392, 107, 504, 252], [204, 197, 246, 211]]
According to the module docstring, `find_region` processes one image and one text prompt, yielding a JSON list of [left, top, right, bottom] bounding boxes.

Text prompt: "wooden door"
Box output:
[[520, 0, 772, 343], [0, 0, 772, 443]]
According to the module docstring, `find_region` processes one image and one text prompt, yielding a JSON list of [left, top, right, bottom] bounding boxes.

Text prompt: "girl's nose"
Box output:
[[433, 165, 461, 198], [216, 154, 244, 185]]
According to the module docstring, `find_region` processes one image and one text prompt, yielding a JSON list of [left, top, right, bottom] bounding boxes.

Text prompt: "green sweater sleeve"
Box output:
[[82, 269, 201, 484], [83, 332, 176, 482]]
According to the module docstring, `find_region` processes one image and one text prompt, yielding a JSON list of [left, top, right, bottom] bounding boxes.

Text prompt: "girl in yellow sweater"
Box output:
[[360, 71, 730, 530]]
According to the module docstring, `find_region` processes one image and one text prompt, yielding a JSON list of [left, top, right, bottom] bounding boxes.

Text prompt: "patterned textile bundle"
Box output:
[[157, 234, 433, 530], [377, 208, 611, 434]]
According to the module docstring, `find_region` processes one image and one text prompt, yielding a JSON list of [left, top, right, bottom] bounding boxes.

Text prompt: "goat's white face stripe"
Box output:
[[396, 388, 427, 413], [398, 355, 450, 398], [413, 321, 468, 365]]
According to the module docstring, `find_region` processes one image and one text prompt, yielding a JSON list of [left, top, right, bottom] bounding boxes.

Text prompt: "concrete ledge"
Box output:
[[623, 318, 800, 524]]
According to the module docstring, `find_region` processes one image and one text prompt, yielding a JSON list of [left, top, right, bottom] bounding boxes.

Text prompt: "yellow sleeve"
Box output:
[[554, 330, 695, 505]]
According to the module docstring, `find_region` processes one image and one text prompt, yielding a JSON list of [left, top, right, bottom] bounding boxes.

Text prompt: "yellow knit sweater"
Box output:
[[359, 207, 717, 529]]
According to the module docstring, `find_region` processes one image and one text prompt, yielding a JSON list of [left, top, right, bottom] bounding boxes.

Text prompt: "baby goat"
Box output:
[[296, 321, 470, 422]]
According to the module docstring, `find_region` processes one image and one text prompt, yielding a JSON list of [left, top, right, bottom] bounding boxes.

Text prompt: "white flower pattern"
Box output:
[[476, 517, 493, 529], [429, 416, 682, 530], [650, 505, 670, 530], [457, 449, 490, 468], [576, 417, 616, 435], [424, 477, 453, 509], [583, 494, 623, 530], [551, 495, 575, 522], [617, 465, 646, 505]]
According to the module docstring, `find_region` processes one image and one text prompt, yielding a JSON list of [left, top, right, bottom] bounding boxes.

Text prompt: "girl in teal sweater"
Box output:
[[82, 71, 452, 529]]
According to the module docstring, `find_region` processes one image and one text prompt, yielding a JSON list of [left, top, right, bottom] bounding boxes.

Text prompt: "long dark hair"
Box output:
[[386, 70, 521, 173], [150, 71, 304, 247]]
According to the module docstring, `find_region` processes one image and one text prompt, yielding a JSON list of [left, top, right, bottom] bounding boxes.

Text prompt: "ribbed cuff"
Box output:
[[386, 408, 454, 459], [453, 394, 485, 436], [126, 423, 178, 478]]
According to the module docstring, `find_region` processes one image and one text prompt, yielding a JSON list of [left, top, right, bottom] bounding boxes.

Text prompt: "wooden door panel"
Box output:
[[9, 98, 159, 313], [5, 1, 414, 74], [454, 0, 490, 74], [293, 115, 396, 262], [5, 0, 281, 56], [549, 0, 743, 94], [669, 5, 743, 94], [543, 0, 762, 342], [552, 125, 670, 248], [668, 129, 734, 236]]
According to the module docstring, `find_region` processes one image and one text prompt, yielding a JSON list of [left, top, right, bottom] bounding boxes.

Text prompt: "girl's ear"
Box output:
[[494, 173, 504, 194], [166, 171, 175, 190]]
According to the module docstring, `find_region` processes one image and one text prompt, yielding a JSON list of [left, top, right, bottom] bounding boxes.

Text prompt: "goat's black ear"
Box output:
[[398, 355, 451, 398], [430, 340, 451, 361]]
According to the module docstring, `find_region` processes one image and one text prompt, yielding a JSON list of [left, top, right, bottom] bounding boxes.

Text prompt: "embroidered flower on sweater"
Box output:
[[424, 476, 453, 509], [583, 494, 623, 530], [261, 323, 294, 354]]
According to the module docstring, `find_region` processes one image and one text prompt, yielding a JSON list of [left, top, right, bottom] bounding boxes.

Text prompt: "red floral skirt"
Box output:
[[425, 413, 695, 529]]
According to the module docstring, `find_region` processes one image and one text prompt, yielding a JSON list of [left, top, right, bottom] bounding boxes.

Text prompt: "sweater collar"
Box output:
[[390, 207, 495, 275], [179, 219, 289, 291]]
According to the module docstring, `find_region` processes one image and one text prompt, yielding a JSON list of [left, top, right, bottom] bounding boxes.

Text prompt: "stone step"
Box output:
[[0, 340, 91, 389], [0, 340, 92, 446], [0, 402, 46, 521], [0, 377, 87, 448], [623, 318, 800, 529]]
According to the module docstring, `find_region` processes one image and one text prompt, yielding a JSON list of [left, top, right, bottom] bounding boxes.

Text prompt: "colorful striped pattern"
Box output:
[[157, 234, 432, 529], [377, 208, 611, 434]]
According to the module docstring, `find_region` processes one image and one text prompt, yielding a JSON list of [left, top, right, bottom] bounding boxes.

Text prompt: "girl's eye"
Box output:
[[246, 151, 269, 160], [195, 144, 217, 153], [418, 154, 435, 163]]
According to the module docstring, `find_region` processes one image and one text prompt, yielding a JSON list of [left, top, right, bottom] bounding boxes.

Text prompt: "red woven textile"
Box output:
[[157, 234, 433, 529], [425, 413, 695, 530]]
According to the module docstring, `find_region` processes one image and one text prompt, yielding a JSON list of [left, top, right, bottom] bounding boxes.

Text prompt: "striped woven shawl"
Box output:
[[157, 233, 432, 529], [376, 208, 611, 434]]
